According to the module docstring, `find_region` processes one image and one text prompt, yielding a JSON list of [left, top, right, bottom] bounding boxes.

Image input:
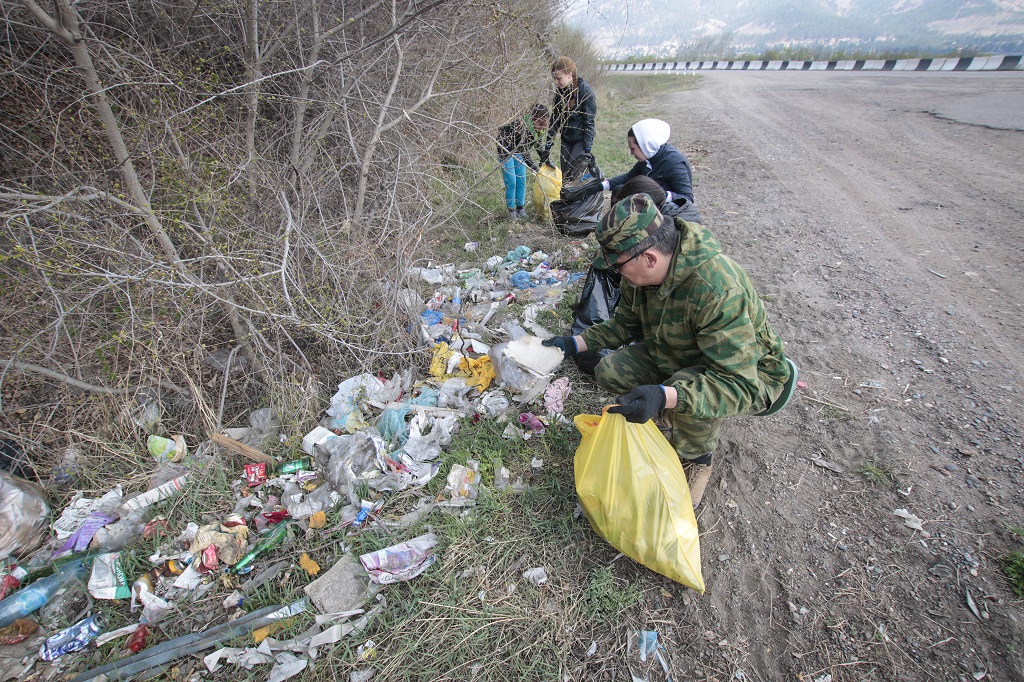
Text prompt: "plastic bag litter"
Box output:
[[478, 391, 510, 418], [326, 375, 396, 432], [284, 484, 340, 521], [574, 411, 704, 592], [532, 163, 562, 222], [504, 246, 532, 263], [401, 413, 459, 463], [551, 190, 604, 237], [489, 341, 552, 404], [510, 271, 535, 289], [377, 404, 411, 445], [522, 567, 548, 586], [219, 408, 282, 449], [571, 262, 621, 375], [437, 378, 477, 411], [359, 533, 438, 584], [443, 460, 480, 506], [319, 431, 387, 502], [51, 487, 121, 540]]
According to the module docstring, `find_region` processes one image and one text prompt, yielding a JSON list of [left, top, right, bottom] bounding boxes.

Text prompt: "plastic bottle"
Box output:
[[126, 623, 148, 653], [228, 520, 292, 575], [0, 559, 88, 627], [274, 457, 313, 475], [22, 548, 104, 586]]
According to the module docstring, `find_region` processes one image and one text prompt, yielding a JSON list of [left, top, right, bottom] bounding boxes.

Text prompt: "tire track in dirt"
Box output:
[[639, 71, 1024, 681]]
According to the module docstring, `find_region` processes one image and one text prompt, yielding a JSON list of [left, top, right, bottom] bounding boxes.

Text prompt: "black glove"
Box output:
[[526, 158, 539, 172], [538, 147, 550, 166], [560, 180, 602, 202], [542, 335, 577, 357], [607, 385, 666, 424]]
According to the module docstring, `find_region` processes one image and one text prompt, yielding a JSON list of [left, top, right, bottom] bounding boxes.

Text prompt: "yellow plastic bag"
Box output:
[[574, 411, 705, 592], [532, 163, 562, 222]]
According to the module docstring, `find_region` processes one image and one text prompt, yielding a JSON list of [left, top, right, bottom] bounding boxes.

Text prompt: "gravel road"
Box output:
[[647, 70, 1024, 682]]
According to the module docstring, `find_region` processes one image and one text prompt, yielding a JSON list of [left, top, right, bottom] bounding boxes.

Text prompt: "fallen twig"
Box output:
[[209, 433, 276, 465], [802, 395, 851, 412]]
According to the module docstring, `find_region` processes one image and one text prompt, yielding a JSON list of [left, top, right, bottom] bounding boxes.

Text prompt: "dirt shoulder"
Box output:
[[654, 71, 1024, 681]]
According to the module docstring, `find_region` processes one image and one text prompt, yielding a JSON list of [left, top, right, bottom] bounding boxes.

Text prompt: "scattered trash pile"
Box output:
[[0, 242, 587, 681]]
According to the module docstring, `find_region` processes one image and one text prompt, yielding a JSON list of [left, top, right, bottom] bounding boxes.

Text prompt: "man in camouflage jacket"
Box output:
[[544, 194, 791, 506]]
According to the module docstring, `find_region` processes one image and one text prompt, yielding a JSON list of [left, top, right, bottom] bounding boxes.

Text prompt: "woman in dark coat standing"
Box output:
[[545, 56, 597, 181]]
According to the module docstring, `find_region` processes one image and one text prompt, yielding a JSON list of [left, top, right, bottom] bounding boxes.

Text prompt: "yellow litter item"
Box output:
[[532, 163, 562, 222], [429, 342, 453, 378], [574, 410, 704, 592], [299, 552, 321, 576], [459, 355, 495, 392], [308, 511, 327, 529], [253, 621, 288, 644]]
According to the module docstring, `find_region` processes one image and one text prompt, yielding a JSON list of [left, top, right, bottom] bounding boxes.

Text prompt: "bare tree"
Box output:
[[0, 0, 557, 451]]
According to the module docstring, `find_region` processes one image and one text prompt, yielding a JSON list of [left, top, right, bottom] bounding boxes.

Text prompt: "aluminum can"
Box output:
[[38, 614, 104, 661]]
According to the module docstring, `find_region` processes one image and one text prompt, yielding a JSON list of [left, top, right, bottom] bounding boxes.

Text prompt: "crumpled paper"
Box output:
[[190, 523, 248, 565], [544, 377, 571, 414]]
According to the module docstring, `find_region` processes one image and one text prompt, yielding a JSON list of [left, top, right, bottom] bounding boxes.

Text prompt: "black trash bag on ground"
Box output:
[[570, 262, 621, 375], [551, 193, 605, 237], [553, 156, 605, 237]]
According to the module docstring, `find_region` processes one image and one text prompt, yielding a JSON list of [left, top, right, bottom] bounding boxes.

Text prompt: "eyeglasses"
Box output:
[[608, 250, 645, 276]]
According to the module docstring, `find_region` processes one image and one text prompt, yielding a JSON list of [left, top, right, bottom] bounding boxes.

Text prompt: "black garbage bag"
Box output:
[[551, 193, 605, 237], [570, 262, 621, 374], [552, 155, 605, 237]]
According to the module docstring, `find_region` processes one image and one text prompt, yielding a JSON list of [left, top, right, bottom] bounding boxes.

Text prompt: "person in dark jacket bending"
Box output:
[[564, 119, 696, 212], [545, 56, 597, 181], [497, 104, 550, 220], [610, 175, 703, 224]]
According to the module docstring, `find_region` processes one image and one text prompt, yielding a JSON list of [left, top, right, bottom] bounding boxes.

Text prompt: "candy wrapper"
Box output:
[[244, 463, 268, 487], [359, 533, 438, 584]]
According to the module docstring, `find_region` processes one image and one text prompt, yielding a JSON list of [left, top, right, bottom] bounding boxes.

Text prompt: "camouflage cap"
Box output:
[[593, 193, 667, 270]]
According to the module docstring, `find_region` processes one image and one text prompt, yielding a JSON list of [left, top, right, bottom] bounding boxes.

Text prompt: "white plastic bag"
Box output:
[[0, 471, 49, 561]]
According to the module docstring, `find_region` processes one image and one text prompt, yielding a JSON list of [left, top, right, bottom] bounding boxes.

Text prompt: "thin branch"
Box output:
[[0, 358, 190, 399]]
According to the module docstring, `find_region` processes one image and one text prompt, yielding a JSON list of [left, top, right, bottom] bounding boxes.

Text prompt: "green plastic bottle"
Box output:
[[229, 520, 292, 574], [274, 457, 313, 474]]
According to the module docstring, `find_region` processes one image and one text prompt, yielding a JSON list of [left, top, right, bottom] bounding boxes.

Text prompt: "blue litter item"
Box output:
[[421, 310, 443, 325], [510, 271, 535, 289], [566, 272, 585, 285], [377, 404, 410, 444], [411, 387, 440, 407], [504, 246, 531, 263]]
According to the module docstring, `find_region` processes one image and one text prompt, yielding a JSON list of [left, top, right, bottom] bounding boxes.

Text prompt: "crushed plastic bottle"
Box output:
[[0, 558, 89, 627]]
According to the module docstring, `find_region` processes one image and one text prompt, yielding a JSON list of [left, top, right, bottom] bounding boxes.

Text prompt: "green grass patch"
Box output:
[[583, 565, 644, 623], [1003, 550, 1024, 598], [858, 458, 894, 488]]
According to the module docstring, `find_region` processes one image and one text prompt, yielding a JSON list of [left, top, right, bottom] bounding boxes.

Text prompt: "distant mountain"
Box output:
[[564, 0, 1024, 58]]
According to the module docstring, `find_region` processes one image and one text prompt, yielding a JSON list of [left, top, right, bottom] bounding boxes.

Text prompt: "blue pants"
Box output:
[[501, 154, 526, 210]]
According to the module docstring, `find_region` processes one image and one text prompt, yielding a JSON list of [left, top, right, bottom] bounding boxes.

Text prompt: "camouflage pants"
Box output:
[[594, 342, 771, 460]]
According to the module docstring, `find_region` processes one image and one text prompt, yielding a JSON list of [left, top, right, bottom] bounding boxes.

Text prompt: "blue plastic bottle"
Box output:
[[0, 559, 88, 627]]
